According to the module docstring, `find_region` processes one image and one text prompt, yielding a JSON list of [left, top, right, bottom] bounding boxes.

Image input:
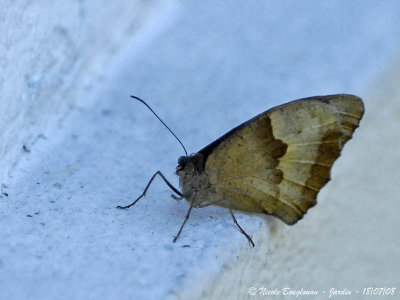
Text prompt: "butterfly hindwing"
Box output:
[[201, 94, 364, 224]]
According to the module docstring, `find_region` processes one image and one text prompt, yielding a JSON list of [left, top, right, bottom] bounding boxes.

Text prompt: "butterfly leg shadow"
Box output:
[[116, 171, 182, 209]]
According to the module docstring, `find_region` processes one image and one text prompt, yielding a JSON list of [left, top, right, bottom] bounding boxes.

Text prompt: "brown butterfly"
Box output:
[[118, 94, 364, 246]]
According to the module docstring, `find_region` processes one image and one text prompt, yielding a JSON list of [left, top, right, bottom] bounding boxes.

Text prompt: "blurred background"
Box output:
[[1, 1, 399, 299]]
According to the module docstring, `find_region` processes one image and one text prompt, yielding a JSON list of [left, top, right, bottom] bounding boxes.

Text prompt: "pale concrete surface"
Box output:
[[1, 1, 400, 300], [0, 0, 167, 185]]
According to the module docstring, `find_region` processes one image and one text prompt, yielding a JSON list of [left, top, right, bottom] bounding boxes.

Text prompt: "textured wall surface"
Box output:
[[1, 1, 399, 300], [0, 0, 164, 186]]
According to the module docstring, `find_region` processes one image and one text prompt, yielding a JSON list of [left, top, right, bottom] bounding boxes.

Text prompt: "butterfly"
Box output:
[[118, 94, 364, 246]]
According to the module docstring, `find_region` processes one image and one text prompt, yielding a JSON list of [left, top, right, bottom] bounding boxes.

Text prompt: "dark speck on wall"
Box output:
[[22, 145, 31, 153], [53, 183, 62, 189]]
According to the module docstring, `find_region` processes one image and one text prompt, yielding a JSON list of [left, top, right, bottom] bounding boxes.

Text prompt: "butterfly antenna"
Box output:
[[130, 95, 188, 156]]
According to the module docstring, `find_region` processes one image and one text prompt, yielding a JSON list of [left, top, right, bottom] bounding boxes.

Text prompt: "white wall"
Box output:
[[1, 2, 399, 299], [0, 1, 163, 186]]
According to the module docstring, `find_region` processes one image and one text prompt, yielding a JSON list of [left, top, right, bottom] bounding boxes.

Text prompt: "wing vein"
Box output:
[[221, 176, 305, 215], [282, 177, 319, 192], [291, 140, 338, 146], [337, 111, 361, 119], [302, 121, 338, 130], [279, 159, 331, 167]]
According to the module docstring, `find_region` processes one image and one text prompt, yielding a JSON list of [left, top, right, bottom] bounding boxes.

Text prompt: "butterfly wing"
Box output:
[[200, 94, 364, 224]]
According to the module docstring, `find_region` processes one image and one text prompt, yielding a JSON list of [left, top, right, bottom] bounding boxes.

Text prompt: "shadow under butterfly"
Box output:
[[118, 94, 364, 247]]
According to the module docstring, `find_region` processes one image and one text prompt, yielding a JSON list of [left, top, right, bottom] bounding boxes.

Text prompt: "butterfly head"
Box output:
[[176, 153, 205, 174]]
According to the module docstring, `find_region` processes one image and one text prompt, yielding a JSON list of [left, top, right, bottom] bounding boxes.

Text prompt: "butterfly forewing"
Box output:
[[202, 94, 364, 224]]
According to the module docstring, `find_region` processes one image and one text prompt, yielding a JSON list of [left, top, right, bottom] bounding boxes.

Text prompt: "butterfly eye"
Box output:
[[178, 156, 188, 168]]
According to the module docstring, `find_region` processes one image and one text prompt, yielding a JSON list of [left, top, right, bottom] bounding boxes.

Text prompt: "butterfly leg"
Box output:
[[171, 194, 183, 200], [229, 208, 255, 247], [117, 171, 182, 209], [173, 199, 195, 243]]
